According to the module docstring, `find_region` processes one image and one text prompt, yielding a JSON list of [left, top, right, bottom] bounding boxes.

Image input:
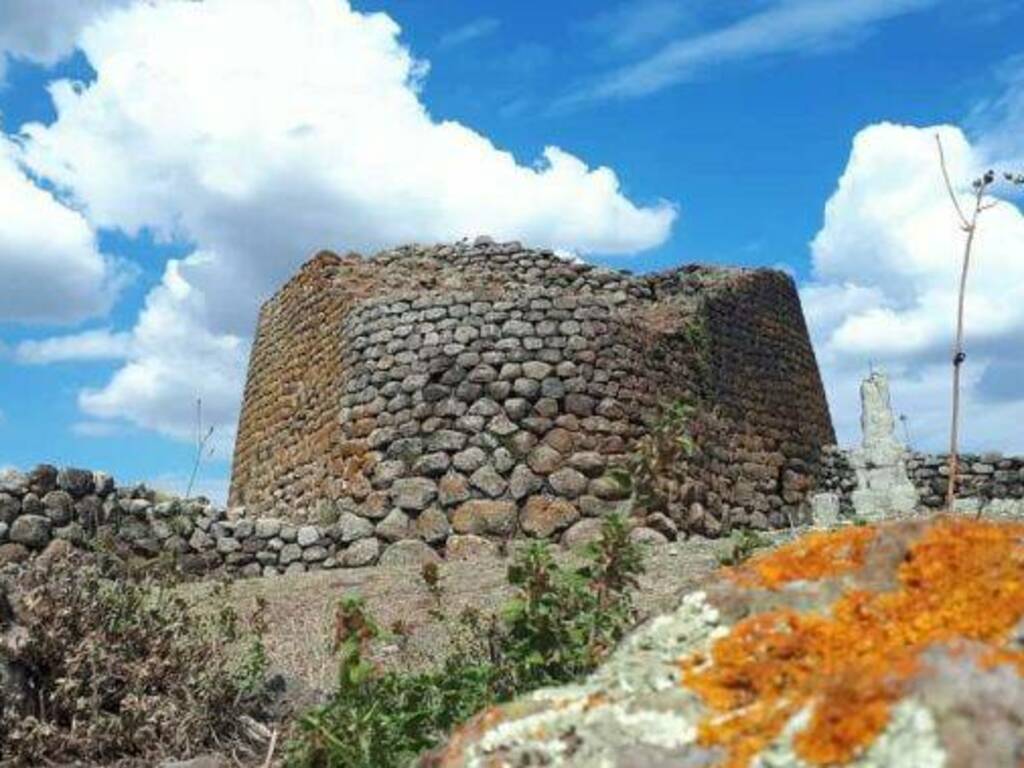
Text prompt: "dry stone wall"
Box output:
[[818, 447, 1024, 516], [230, 239, 835, 555], [0, 464, 449, 579]]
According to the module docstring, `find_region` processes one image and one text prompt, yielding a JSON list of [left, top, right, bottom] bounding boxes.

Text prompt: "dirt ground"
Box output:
[[182, 533, 797, 709]]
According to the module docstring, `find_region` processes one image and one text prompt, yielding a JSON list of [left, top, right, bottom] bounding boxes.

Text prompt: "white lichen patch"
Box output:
[[456, 591, 727, 766]]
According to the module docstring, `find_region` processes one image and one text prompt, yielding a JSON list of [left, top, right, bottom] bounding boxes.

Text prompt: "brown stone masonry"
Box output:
[[229, 240, 835, 550]]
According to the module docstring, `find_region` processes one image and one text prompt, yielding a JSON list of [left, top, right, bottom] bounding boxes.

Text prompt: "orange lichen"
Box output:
[[683, 518, 1024, 767], [729, 525, 877, 589]]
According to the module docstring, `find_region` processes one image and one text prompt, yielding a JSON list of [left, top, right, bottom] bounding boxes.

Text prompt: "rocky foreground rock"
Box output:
[[423, 517, 1024, 767]]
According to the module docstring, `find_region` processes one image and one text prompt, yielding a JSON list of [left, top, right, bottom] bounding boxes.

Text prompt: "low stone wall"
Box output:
[[0, 464, 656, 579], [817, 447, 1024, 515], [0, 464, 450, 578]]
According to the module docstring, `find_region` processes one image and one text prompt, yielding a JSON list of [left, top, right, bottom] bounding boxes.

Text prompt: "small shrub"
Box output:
[[717, 528, 772, 566], [0, 553, 270, 765], [625, 399, 697, 514], [286, 515, 645, 768]]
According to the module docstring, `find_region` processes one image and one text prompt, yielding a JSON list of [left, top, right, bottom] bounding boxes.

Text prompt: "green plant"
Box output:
[[717, 528, 772, 566], [624, 398, 698, 514], [0, 553, 270, 765], [286, 515, 645, 768]]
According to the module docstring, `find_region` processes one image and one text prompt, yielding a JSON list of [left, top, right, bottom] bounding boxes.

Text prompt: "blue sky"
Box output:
[[1, 0, 1024, 501]]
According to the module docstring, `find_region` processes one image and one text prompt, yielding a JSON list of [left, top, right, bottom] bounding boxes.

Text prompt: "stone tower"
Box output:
[[229, 240, 834, 549]]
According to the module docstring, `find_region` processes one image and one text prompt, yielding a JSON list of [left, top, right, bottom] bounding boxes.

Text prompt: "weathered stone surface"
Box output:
[[379, 539, 441, 568], [629, 526, 669, 546], [561, 518, 605, 549], [341, 536, 381, 567], [469, 465, 507, 498], [255, 518, 282, 538], [296, 525, 320, 547], [452, 500, 517, 536], [521, 496, 580, 538], [332, 512, 375, 543], [56, 467, 95, 497], [547, 468, 588, 498], [376, 508, 412, 541], [415, 507, 451, 544], [391, 478, 438, 511], [9, 515, 51, 549], [0, 494, 19, 524], [508, 464, 542, 500], [438, 473, 472, 507], [527, 445, 563, 475], [445, 534, 499, 561]]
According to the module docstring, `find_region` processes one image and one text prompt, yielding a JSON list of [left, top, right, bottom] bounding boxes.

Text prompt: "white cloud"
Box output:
[[16, 327, 132, 364], [562, 0, 937, 106], [803, 122, 1024, 453], [0, 0, 131, 78], [438, 17, 500, 49], [0, 133, 127, 324], [582, 0, 693, 52], [16, 0, 674, 443], [71, 420, 125, 437]]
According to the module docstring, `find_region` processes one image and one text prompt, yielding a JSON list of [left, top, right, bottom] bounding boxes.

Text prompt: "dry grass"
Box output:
[[179, 537, 744, 704]]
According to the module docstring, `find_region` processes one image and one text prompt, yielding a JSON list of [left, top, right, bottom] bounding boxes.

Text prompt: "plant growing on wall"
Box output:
[[935, 135, 1023, 514]]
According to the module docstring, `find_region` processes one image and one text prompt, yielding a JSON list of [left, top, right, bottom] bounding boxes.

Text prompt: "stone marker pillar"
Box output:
[[848, 370, 918, 519]]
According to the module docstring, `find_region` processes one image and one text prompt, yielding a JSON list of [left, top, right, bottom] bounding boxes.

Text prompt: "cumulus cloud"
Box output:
[[0, 0, 131, 77], [803, 122, 1024, 452], [16, 0, 674, 441], [0, 134, 127, 324]]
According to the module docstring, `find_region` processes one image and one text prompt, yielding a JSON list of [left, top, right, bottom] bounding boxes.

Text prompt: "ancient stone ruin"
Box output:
[[228, 238, 835, 553]]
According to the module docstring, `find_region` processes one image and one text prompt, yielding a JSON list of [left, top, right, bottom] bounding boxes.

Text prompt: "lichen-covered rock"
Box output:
[[9, 515, 51, 550], [520, 495, 579, 538], [425, 518, 1024, 767], [452, 500, 517, 536], [341, 536, 381, 567], [379, 539, 441, 569], [445, 534, 499, 561]]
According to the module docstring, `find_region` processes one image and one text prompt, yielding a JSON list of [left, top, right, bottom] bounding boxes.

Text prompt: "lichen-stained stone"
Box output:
[[424, 519, 1024, 768], [469, 465, 507, 498], [390, 478, 438, 511], [379, 539, 441, 569], [451, 500, 517, 536], [527, 445, 563, 475], [438, 473, 472, 508], [376, 508, 412, 541], [445, 534, 499, 561], [414, 507, 451, 544], [520, 495, 580, 538], [341, 536, 380, 567], [547, 467, 588, 499]]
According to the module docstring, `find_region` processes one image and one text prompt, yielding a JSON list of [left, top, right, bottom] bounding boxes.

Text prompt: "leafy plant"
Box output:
[[717, 528, 772, 566], [286, 515, 645, 768], [623, 398, 698, 514]]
